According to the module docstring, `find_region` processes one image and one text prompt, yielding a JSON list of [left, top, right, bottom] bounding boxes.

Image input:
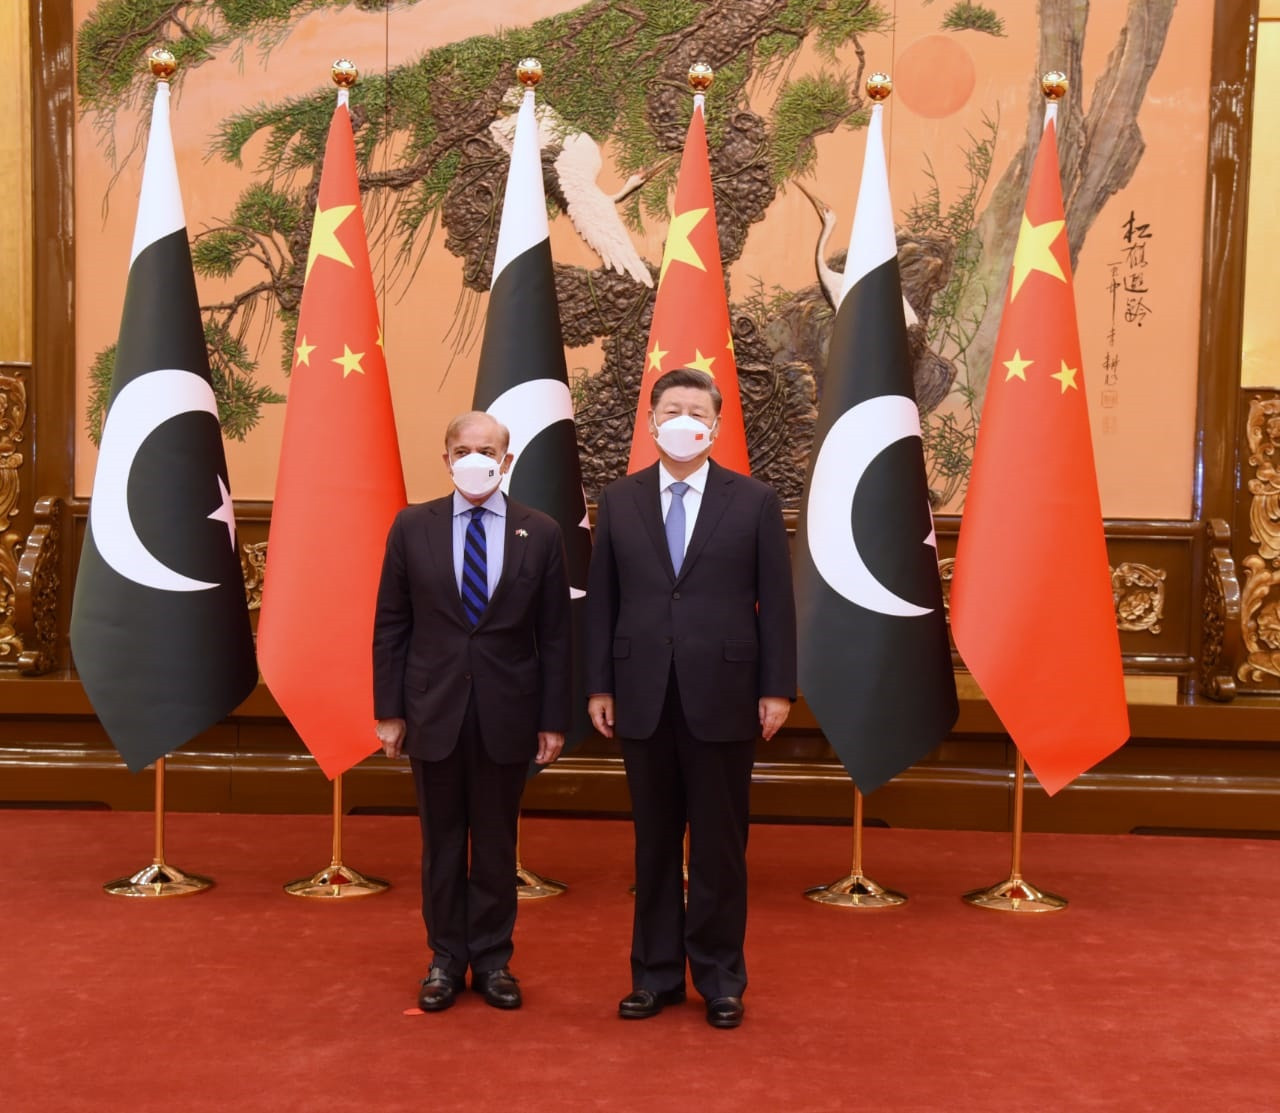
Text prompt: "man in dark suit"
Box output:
[[373, 411, 571, 1013], [585, 368, 797, 1029]]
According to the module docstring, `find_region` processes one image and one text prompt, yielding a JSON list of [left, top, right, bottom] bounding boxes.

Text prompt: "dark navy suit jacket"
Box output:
[[585, 460, 796, 741], [373, 494, 571, 762]]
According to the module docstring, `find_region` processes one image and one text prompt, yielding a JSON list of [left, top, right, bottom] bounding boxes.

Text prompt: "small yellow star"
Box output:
[[294, 336, 316, 368], [305, 203, 356, 281], [647, 342, 669, 373], [658, 207, 708, 286], [333, 344, 366, 378], [1003, 349, 1032, 382], [1010, 214, 1066, 301], [687, 349, 716, 376], [725, 328, 735, 359], [1050, 360, 1079, 392], [376, 325, 384, 349]]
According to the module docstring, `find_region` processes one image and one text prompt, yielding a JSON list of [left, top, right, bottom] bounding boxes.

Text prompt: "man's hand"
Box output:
[[588, 694, 615, 739], [758, 697, 791, 742], [535, 731, 564, 765], [376, 717, 407, 758]]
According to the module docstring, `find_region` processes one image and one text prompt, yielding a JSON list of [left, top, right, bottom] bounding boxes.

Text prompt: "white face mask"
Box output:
[[451, 453, 503, 499], [654, 414, 715, 462]]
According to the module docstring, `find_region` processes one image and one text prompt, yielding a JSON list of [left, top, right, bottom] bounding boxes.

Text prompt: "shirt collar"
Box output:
[[658, 459, 710, 496], [452, 488, 507, 518]]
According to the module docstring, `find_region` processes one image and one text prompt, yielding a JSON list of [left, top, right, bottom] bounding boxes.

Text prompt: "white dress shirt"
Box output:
[[451, 488, 506, 599], [658, 459, 709, 554]]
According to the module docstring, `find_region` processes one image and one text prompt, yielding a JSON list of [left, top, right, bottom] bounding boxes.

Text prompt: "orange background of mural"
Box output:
[[73, 1, 1212, 517]]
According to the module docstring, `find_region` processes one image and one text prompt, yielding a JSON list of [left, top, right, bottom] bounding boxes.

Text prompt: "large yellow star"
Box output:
[[333, 344, 365, 378], [1051, 360, 1079, 393], [1010, 214, 1065, 300], [294, 335, 316, 368], [1003, 349, 1032, 382], [687, 349, 716, 376], [658, 207, 709, 286], [305, 204, 356, 281], [647, 342, 669, 373]]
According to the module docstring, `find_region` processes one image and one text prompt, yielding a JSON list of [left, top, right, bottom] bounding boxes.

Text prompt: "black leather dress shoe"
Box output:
[[705, 996, 744, 1029], [472, 967, 522, 1009], [618, 986, 687, 1019], [417, 966, 465, 1012]]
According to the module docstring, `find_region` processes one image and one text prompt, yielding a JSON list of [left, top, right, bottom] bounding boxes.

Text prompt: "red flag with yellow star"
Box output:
[[627, 97, 749, 473], [257, 92, 407, 779], [950, 108, 1129, 796]]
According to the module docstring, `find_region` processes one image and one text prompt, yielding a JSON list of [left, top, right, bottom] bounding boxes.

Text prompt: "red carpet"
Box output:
[[4, 811, 1278, 1112]]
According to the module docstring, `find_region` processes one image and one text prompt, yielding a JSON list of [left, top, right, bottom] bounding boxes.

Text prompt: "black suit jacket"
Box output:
[[372, 494, 571, 763], [585, 460, 796, 741]]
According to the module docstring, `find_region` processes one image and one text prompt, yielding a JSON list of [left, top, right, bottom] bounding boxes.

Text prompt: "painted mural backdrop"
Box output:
[[74, 0, 1208, 516]]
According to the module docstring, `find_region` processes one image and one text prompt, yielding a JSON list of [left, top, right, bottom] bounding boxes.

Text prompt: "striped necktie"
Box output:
[[461, 506, 488, 626]]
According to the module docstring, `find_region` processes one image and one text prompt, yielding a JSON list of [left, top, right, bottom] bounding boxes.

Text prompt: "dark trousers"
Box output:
[[410, 695, 527, 977], [621, 671, 755, 1000]]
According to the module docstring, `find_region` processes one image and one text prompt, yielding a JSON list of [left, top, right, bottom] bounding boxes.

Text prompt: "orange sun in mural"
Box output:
[[894, 35, 977, 118]]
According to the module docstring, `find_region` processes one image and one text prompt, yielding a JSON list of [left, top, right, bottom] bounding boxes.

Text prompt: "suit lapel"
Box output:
[[426, 497, 468, 625], [678, 460, 733, 581], [630, 466, 676, 581], [480, 496, 528, 620]]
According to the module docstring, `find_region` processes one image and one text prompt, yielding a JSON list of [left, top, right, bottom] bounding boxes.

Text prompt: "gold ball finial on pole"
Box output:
[[148, 48, 177, 81], [516, 58, 543, 88], [688, 62, 714, 93], [331, 59, 359, 88], [865, 72, 893, 101], [1041, 70, 1068, 101]]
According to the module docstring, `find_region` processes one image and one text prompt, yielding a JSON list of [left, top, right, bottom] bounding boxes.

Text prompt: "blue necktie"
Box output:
[[461, 507, 488, 626], [666, 481, 689, 574]]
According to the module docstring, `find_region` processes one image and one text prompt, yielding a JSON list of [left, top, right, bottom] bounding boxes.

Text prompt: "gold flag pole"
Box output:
[[962, 749, 1066, 912], [104, 757, 213, 897], [284, 773, 389, 899], [516, 813, 567, 899], [804, 786, 906, 908]]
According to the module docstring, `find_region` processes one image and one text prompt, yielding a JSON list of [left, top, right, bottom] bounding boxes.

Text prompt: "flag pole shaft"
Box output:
[[331, 774, 343, 866], [1009, 750, 1026, 881], [851, 787, 864, 876], [153, 757, 167, 865]]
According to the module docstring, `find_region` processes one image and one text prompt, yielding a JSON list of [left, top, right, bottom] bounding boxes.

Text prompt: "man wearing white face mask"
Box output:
[[586, 368, 797, 1030], [373, 411, 571, 1014]]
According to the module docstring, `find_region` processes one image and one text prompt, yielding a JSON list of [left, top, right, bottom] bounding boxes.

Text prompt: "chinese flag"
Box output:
[[950, 107, 1129, 796], [626, 98, 749, 474], [257, 93, 407, 779]]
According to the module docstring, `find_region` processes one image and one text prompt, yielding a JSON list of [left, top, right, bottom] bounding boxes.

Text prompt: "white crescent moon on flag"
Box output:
[[487, 377, 588, 599], [90, 368, 222, 593], [807, 394, 934, 618]]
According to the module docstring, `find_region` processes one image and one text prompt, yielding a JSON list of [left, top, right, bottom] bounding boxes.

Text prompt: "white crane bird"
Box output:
[[489, 92, 655, 287]]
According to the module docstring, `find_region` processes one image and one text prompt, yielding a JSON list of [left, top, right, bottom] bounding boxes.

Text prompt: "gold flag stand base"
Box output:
[[963, 752, 1067, 913], [805, 872, 906, 909], [516, 865, 567, 900], [104, 859, 213, 899], [284, 860, 389, 900], [515, 815, 567, 899], [105, 759, 213, 898], [962, 875, 1067, 913], [284, 774, 389, 900], [804, 787, 907, 910]]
